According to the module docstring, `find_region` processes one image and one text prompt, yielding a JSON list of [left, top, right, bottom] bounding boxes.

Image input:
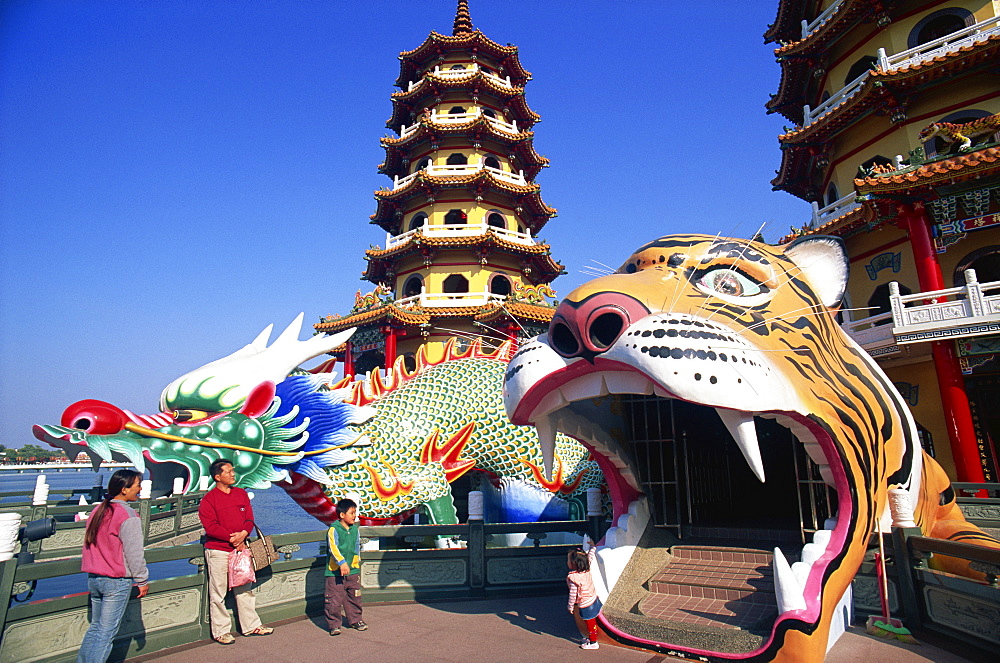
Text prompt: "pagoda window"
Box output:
[[443, 274, 469, 293], [489, 274, 512, 296], [403, 275, 423, 298], [408, 212, 428, 231], [955, 246, 1000, 286], [925, 109, 992, 156], [843, 55, 877, 86], [483, 156, 501, 170], [445, 209, 467, 225], [414, 157, 430, 172], [868, 283, 911, 325], [482, 108, 497, 119], [857, 155, 892, 177], [449, 64, 467, 70], [487, 211, 506, 229], [908, 8, 973, 48], [824, 182, 839, 207], [448, 106, 467, 115], [446, 153, 468, 166]]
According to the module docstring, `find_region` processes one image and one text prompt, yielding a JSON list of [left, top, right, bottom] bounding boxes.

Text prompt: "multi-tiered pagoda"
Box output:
[[316, 2, 563, 376]]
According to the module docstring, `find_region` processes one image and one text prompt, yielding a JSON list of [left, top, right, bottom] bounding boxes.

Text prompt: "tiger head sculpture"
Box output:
[[503, 233, 998, 661]]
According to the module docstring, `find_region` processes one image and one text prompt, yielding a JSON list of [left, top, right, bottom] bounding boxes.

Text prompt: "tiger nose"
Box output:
[[548, 293, 650, 360]]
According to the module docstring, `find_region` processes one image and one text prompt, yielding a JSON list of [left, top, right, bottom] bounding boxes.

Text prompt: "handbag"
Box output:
[[228, 548, 256, 588], [247, 525, 280, 571]]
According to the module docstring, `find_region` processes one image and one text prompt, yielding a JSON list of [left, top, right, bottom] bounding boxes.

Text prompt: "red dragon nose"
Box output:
[[548, 292, 650, 361], [61, 399, 129, 434]]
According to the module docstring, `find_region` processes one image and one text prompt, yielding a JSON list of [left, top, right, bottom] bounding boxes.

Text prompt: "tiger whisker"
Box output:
[[664, 231, 722, 314], [700, 224, 768, 325], [588, 259, 618, 272]]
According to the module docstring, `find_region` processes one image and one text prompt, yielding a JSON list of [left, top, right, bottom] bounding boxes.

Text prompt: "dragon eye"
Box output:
[[696, 268, 767, 301], [173, 409, 211, 423]]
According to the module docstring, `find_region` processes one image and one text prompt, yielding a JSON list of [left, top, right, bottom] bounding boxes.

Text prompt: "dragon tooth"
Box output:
[[533, 415, 557, 481], [716, 408, 766, 483], [773, 547, 807, 613]]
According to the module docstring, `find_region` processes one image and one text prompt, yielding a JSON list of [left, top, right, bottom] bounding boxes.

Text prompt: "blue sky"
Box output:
[[1, 1, 807, 448]]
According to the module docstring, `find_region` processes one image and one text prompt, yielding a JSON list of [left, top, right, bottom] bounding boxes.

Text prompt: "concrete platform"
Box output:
[[132, 594, 975, 662]]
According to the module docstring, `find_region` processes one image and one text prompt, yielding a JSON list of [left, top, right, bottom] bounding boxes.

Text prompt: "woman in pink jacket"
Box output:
[[77, 469, 148, 663]]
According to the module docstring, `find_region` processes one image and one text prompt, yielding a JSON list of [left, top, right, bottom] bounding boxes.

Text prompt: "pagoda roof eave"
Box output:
[[774, 0, 891, 58], [314, 300, 558, 334], [380, 117, 536, 150], [387, 90, 540, 131], [776, 32, 1000, 146], [855, 145, 1000, 195], [763, 0, 808, 45], [364, 233, 555, 261], [394, 31, 531, 88], [777, 203, 876, 243]]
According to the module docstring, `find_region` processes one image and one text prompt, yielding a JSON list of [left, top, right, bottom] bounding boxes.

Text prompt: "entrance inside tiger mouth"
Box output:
[[621, 395, 833, 542]]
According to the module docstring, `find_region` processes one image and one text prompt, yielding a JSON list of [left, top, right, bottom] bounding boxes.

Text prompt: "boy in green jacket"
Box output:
[[325, 498, 366, 635]]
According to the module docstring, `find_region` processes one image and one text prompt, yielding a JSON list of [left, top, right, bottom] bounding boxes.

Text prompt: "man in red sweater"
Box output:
[[199, 458, 275, 645]]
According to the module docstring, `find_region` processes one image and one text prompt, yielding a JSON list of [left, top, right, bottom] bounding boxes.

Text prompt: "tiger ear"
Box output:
[[783, 236, 848, 308]]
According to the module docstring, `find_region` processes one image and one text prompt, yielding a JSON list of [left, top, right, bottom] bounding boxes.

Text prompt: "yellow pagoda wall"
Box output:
[[882, 359, 956, 477]]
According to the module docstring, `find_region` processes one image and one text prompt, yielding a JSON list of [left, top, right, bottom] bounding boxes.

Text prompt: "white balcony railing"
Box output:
[[803, 71, 868, 126], [801, 0, 844, 39], [843, 269, 1000, 353], [406, 65, 515, 92], [395, 290, 508, 309], [810, 192, 859, 228], [890, 270, 1000, 344], [802, 15, 1000, 128], [392, 162, 527, 190], [384, 223, 536, 250], [878, 15, 1000, 72], [840, 311, 898, 354], [398, 107, 520, 138]]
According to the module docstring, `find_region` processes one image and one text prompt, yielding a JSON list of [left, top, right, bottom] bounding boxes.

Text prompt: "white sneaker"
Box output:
[[580, 641, 599, 650]]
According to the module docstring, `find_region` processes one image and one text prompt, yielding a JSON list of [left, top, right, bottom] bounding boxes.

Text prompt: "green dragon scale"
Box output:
[[33, 316, 605, 526]]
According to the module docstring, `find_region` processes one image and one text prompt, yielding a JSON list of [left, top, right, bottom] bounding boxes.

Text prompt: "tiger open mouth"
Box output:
[[504, 317, 858, 660]]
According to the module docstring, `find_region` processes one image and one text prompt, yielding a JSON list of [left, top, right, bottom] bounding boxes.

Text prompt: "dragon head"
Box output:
[[33, 315, 371, 497]]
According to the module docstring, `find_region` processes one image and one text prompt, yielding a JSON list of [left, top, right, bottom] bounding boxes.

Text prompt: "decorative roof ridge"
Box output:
[[399, 30, 518, 60], [777, 203, 872, 243], [763, 0, 809, 44], [389, 70, 524, 101], [854, 145, 1000, 190]]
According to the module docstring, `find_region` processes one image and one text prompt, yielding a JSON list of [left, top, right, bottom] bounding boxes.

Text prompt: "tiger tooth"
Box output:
[[716, 408, 766, 483], [773, 547, 807, 613], [533, 415, 557, 481]]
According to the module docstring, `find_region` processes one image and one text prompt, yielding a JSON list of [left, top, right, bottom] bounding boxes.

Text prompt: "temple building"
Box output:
[[767, 0, 1000, 482], [315, 1, 563, 376]]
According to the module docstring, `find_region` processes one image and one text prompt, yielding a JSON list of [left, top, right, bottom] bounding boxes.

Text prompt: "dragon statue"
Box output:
[[502, 233, 1000, 662], [918, 112, 1000, 153], [33, 314, 604, 529]]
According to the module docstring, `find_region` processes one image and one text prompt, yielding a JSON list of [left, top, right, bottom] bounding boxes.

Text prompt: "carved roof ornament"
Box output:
[[453, 0, 473, 36]]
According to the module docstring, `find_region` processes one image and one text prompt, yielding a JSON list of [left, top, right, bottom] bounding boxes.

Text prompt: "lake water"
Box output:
[[2, 470, 328, 602]]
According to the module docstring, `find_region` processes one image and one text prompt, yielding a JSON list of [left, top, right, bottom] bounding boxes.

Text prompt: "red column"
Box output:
[[900, 203, 986, 482], [383, 326, 397, 371], [504, 323, 519, 361], [343, 341, 354, 378]]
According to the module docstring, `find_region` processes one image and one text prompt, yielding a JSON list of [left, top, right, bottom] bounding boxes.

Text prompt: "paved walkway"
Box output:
[[134, 594, 974, 663]]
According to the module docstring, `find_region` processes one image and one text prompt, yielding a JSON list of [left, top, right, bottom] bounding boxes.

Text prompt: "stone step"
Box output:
[[638, 593, 779, 630], [670, 545, 774, 564]]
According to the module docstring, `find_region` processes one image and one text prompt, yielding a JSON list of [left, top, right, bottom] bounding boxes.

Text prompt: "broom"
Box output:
[[865, 522, 919, 644]]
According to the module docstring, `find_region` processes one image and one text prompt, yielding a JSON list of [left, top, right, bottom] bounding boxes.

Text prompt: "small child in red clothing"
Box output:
[[567, 535, 602, 650]]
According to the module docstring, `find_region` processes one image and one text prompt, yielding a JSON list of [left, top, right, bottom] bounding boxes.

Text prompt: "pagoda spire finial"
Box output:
[[452, 0, 473, 36]]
